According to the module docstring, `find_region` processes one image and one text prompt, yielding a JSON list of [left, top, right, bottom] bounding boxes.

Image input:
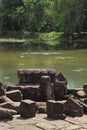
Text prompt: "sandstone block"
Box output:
[[19, 100, 36, 118], [17, 69, 56, 84], [39, 76, 55, 101], [0, 107, 17, 119], [65, 97, 83, 117], [47, 100, 66, 119], [6, 90, 23, 102], [53, 73, 68, 100]]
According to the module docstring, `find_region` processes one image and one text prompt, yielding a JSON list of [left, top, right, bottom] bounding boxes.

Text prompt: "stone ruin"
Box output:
[[0, 69, 87, 120]]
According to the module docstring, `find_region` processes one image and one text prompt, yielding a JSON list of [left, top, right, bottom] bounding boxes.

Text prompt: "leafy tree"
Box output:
[[52, 0, 85, 35], [2, 0, 23, 31], [23, 0, 47, 32]]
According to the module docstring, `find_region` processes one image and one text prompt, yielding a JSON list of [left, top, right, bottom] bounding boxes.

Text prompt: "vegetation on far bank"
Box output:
[[0, 31, 87, 50]]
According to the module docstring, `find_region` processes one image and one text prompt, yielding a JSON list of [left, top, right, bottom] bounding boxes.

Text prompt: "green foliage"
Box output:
[[0, 0, 87, 34]]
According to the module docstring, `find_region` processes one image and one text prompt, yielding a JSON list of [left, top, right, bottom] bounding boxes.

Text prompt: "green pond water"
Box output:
[[0, 45, 87, 88]]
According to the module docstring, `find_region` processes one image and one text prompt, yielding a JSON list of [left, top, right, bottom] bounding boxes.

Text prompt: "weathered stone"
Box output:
[[68, 88, 83, 96], [47, 100, 66, 119], [6, 90, 23, 102], [0, 102, 20, 113], [0, 107, 17, 117], [65, 97, 83, 117], [0, 107, 13, 119], [19, 99, 36, 118], [17, 69, 56, 84], [36, 102, 46, 113], [76, 90, 86, 98], [53, 73, 68, 100], [0, 96, 13, 103], [77, 100, 87, 113], [0, 80, 6, 96], [6, 85, 40, 101], [22, 85, 40, 101], [6, 85, 16, 91], [39, 76, 55, 101]]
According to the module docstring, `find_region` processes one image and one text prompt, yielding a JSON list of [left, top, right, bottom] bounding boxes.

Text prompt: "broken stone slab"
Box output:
[[53, 73, 68, 100], [17, 69, 57, 84], [0, 107, 13, 119], [0, 80, 6, 96], [0, 96, 13, 103], [77, 99, 87, 114], [65, 97, 83, 117], [19, 99, 36, 118], [36, 102, 46, 113], [68, 88, 83, 96], [6, 90, 23, 102], [39, 76, 55, 101], [47, 100, 66, 120], [0, 102, 20, 113], [0, 107, 17, 119], [7, 85, 40, 101]]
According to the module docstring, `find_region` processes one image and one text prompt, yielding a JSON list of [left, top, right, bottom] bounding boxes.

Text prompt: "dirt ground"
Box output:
[[0, 114, 87, 130]]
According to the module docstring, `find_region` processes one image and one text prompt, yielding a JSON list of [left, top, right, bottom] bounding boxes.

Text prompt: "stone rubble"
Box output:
[[0, 69, 87, 129]]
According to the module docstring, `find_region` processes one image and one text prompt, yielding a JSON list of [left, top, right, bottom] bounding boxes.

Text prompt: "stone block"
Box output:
[[17, 69, 56, 84], [39, 76, 55, 101], [65, 97, 83, 117], [47, 100, 66, 119], [6, 90, 23, 102], [78, 101, 87, 113], [53, 73, 68, 100], [22, 85, 40, 101], [19, 100, 36, 118]]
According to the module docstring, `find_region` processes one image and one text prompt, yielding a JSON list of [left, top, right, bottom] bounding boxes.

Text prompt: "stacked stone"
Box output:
[[39, 76, 55, 101], [53, 72, 68, 100], [17, 69, 57, 84], [1, 69, 87, 120]]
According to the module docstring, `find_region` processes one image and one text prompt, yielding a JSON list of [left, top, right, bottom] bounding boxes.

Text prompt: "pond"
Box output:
[[0, 43, 87, 88]]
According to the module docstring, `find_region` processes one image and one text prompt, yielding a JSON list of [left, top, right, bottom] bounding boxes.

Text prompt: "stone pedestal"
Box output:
[[19, 100, 36, 118], [53, 73, 68, 100], [47, 100, 66, 119], [39, 76, 55, 101]]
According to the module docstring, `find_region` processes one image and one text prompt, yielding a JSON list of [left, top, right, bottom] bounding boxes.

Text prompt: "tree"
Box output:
[[23, 0, 47, 32], [52, 0, 85, 35], [2, 0, 23, 31], [0, 0, 4, 32]]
